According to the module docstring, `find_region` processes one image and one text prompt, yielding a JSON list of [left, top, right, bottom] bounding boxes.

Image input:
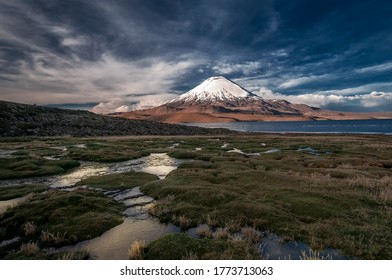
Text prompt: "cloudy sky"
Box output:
[[1, 0, 392, 113]]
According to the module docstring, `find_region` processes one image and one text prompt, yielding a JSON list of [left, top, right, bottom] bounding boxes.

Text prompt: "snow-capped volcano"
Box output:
[[119, 76, 344, 123], [168, 76, 259, 104]]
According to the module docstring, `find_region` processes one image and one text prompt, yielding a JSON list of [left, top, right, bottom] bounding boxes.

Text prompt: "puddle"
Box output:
[[262, 149, 280, 154], [296, 147, 320, 156], [169, 143, 180, 149], [50, 163, 109, 188], [0, 197, 26, 215], [69, 186, 181, 260], [50, 146, 67, 151], [0, 237, 21, 248], [0, 153, 181, 189], [73, 144, 87, 148], [259, 232, 347, 260], [73, 219, 180, 260], [112, 153, 182, 180], [228, 148, 260, 156]]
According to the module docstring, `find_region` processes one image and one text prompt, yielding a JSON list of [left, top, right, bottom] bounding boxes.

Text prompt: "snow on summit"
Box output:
[[169, 76, 259, 104]]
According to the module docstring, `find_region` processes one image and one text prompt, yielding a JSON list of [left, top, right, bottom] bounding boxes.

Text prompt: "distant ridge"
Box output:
[[0, 100, 233, 137], [120, 76, 392, 123]]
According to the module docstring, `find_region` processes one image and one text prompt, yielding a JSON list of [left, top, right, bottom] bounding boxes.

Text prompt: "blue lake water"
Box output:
[[185, 119, 392, 134]]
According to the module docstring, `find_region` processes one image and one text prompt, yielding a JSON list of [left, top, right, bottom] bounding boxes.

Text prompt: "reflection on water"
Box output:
[[0, 153, 184, 259], [0, 153, 181, 189], [260, 232, 346, 260], [50, 164, 109, 188], [75, 219, 180, 260], [0, 197, 26, 215], [0, 149, 16, 158], [111, 153, 181, 180]]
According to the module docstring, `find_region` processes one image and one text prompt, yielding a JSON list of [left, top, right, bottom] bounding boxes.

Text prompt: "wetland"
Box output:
[[0, 134, 391, 259]]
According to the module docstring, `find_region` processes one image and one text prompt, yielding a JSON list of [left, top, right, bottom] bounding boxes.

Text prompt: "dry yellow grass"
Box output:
[[22, 221, 37, 236], [20, 241, 40, 256], [41, 230, 67, 244], [196, 224, 213, 238], [300, 249, 332, 260], [128, 240, 146, 260], [178, 215, 191, 229]]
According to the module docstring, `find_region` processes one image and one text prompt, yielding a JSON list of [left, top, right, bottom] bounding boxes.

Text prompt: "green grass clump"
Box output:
[[0, 184, 48, 200], [143, 233, 260, 260], [0, 189, 124, 247], [0, 157, 80, 179], [78, 171, 159, 190], [141, 134, 392, 259], [67, 146, 149, 162]]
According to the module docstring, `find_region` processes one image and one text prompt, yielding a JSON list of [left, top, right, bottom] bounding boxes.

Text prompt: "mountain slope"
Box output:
[[120, 76, 392, 123], [0, 101, 233, 137], [119, 77, 335, 123]]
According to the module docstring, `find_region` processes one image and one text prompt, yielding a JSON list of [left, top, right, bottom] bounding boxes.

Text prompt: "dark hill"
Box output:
[[0, 101, 233, 137]]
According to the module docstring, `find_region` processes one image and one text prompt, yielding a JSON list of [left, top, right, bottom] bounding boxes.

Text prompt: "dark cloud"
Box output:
[[0, 0, 391, 112]]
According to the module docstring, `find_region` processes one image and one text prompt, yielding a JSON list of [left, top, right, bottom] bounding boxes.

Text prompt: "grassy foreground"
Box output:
[[0, 134, 391, 259], [0, 189, 124, 259]]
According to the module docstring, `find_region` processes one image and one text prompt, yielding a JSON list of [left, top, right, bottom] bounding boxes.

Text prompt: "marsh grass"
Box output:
[[21, 221, 37, 236], [41, 230, 68, 245], [0, 184, 47, 200], [78, 171, 158, 190], [128, 240, 146, 260], [0, 157, 80, 179], [1, 134, 392, 259], [20, 241, 39, 256], [300, 249, 333, 260], [0, 189, 124, 248], [140, 134, 392, 259], [143, 233, 260, 260], [196, 224, 213, 238], [59, 249, 89, 260]]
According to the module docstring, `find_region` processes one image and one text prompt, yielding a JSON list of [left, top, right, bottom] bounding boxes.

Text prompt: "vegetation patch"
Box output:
[[0, 189, 124, 259], [143, 233, 260, 260], [0, 184, 48, 200], [0, 157, 80, 179], [78, 171, 159, 190]]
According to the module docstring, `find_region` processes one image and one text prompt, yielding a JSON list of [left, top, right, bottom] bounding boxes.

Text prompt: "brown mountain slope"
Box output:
[[118, 76, 392, 123]]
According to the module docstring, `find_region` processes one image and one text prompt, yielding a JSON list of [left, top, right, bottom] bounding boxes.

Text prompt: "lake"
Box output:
[[185, 119, 392, 134]]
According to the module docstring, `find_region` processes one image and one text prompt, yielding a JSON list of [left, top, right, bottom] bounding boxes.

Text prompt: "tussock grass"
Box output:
[[128, 240, 146, 260], [41, 230, 68, 245], [21, 221, 37, 236], [178, 215, 191, 230], [59, 249, 89, 260], [300, 249, 332, 260], [20, 241, 39, 256], [197, 224, 213, 239]]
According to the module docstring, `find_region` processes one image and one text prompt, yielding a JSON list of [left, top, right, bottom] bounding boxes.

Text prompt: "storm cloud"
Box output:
[[0, 0, 391, 112]]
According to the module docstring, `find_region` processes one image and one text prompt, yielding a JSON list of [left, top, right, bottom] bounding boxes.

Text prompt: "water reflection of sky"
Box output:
[[0, 197, 26, 215], [0, 153, 181, 189]]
